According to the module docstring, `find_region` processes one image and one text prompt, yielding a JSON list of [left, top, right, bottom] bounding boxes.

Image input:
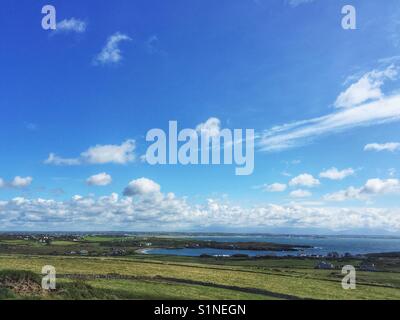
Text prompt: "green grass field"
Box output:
[[0, 254, 399, 300], [0, 235, 399, 300]]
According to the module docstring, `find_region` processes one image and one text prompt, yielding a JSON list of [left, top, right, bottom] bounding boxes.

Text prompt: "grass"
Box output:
[[0, 287, 16, 299], [0, 269, 41, 283], [50, 241, 79, 246], [0, 254, 399, 300], [86, 279, 271, 300], [0, 235, 398, 300], [83, 236, 130, 243], [0, 239, 43, 247]]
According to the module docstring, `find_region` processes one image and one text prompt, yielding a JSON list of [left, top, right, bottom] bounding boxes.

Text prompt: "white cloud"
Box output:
[[94, 32, 131, 65], [86, 173, 112, 186], [0, 178, 4, 188], [324, 178, 400, 202], [45, 139, 136, 166], [290, 189, 312, 198], [364, 142, 400, 152], [123, 178, 161, 197], [260, 66, 400, 152], [289, 174, 320, 188], [10, 176, 33, 188], [363, 178, 399, 194], [335, 65, 398, 108], [323, 187, 363, 202], [2, 191, 399, 232], [0, 178, 399, 232], [44, 153, 80, 166], [319, 167, 354, 180], [264, 183, 287, 192], [55, 18, 87, 33], [82, 140, 136, 164], [196, 117, 221, 138]]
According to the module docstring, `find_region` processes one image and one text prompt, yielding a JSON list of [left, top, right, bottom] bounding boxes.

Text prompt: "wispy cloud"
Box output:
[[55, 18, 87, 34], [93, 32, 131, 65], [364, 142, 400, 152], [261, 183, 287, 192], [44, 154, 80, 166], [260, 65, 400, 152], [290, 189, 312, 198]]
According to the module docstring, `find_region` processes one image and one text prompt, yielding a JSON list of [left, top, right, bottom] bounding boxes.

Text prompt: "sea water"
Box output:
[[146, 235, 400, 257]]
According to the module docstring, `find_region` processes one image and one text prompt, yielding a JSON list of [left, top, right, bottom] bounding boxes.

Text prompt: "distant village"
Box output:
[[1, 233, 379, 271]]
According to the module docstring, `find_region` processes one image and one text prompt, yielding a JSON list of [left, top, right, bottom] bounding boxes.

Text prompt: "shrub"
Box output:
[[0, 270, 41, 284]]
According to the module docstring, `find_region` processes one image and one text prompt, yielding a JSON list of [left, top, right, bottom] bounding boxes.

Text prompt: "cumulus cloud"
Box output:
[[0, 177, 399, 232], [55, 18, 87, 34], [45, 139, 136, 166], [260, 65, 400, 151], [335, 66, 398, 109], [123, 178, 161, 197], [363, 178, 400, 194], [319, 167, 355, 180], [93, 32, 131, 65], [290, 189, 312, 198], [1, 192, 399, 232], [364, 142, 400, 152], [324, 178, 400, 202], [196, 117, 221, 138], [10, 176, 33, 188], [86, 173, 112, 186], [289, 174, 320, 188], [82, 140, 136, 164], [263, 183, 287, 192]]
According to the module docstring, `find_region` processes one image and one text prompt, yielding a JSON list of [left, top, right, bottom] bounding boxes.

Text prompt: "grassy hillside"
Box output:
[[0, 254, 399, 300]]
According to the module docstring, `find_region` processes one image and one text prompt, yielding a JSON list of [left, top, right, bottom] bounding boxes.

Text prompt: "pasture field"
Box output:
[[0, 235, 399, 300], [0, 254, 399, 300]]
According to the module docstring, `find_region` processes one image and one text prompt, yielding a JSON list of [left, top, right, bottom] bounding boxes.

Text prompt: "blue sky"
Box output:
[[1, 0, 400, 233]]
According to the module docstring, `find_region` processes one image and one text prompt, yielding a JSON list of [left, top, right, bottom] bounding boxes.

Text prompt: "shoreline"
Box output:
[[136, 247, 400, 259]]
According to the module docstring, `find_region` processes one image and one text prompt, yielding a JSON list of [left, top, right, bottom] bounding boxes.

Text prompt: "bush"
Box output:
[[0, 270, 41, 284], [0, 287, 16, 299]]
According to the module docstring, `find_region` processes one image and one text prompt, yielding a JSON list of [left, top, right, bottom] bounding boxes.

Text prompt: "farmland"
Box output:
[[0, 234, 399, 300]]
